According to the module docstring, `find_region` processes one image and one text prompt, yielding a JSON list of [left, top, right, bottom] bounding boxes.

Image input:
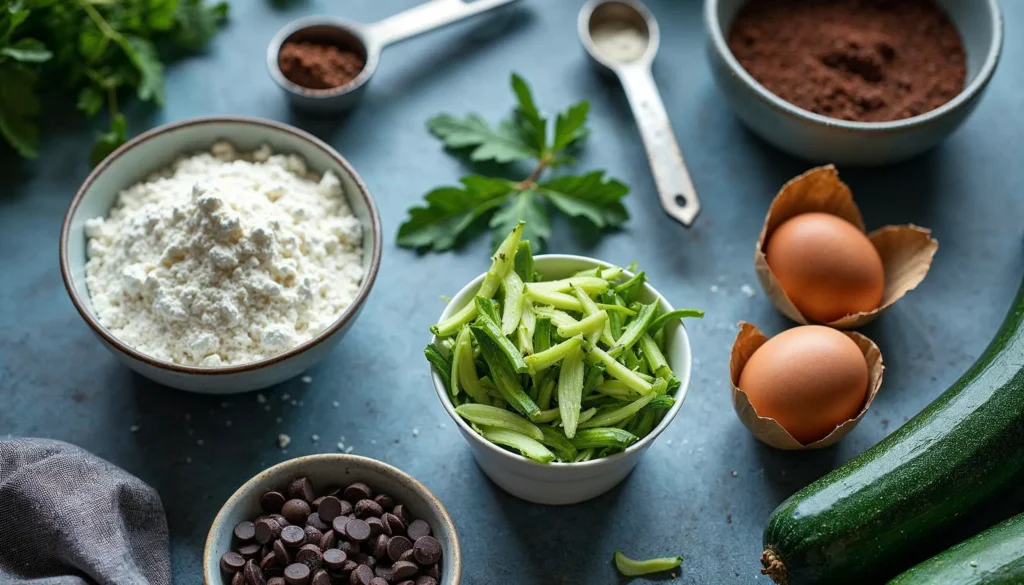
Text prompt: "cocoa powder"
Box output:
[[727, 0, 966, 122], [278, 41, 365, 91]]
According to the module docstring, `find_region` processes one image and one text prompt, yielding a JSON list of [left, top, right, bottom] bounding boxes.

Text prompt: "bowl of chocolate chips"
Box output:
[[204, 455, 460, 585], [705, 0, 1003, 165]]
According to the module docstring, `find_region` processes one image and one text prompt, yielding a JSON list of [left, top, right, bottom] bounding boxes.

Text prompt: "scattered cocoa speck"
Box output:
[[726, 514, 733, 524], [881, 418, 890, 429], [72, 391, 87, 403]]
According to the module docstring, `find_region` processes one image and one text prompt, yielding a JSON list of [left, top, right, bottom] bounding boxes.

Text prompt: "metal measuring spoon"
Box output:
[[269, 0, 520, 114], [578, 0, 700, 226]]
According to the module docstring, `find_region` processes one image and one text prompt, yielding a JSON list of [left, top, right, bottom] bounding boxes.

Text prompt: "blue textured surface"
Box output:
[[1, 1, 1023, 584]]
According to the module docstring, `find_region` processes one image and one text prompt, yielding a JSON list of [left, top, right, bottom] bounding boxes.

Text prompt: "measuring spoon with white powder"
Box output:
[[579, 0, 701, 226]]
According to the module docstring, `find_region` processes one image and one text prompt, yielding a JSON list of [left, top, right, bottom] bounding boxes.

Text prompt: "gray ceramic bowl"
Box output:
[[60, 116, 381, 394], [705, 0, 1003, 166], [203, 454, 461, 585]]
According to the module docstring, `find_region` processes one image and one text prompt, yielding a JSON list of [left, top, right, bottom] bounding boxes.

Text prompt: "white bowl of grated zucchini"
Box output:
[[427, 223, 696, 505]]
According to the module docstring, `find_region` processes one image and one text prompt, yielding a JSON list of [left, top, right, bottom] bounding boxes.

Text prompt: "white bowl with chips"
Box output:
[[429, 254, 692, 505]]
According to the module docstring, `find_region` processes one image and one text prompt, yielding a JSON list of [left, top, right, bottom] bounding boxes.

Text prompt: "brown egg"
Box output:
[[738, 325, 869, 444], [766, 212, 885, 323]]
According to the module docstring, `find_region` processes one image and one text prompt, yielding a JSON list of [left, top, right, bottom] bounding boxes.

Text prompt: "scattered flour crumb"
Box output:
[[196, 439, 204, 446], [332, 401, 340, 408], [301, 375, 313, 384], [257, 393, 267, 404], [336, 442, 345, 452], [731, 470, 739, 477], [278, 434, 291, 448], [282, 393, 290, 401], [264, 405, 271, 412], [275, 417, 283, 424], [129, 424, 140, 433], [666, 439, 672, 446], [291, 400, 298, 406], [311, 434, 319, 442], [741, 284, 755, 298], [412, 427, 420, 437], [345, 446, 354, 454], [710, 285, 719, 293]]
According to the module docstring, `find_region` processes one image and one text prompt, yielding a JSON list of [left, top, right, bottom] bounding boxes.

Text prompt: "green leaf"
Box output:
[[1, 38, 52, 62], [77, 86, 104, 117], [510, 73, 547, 154], [172, 0, 229, 51], [147, 0, 179, 31], [538, 171, 629, 228], [122, 35, 164, 103], [0, 62, 40, 157], [5, 8, 30, 37], [427, 113, 538, 163], [398, 176, 514, 251], [489, 189, 551, 251], [90, 112, 127, 165], [553, 100, 589, 153], [78, 28, 108, 62]]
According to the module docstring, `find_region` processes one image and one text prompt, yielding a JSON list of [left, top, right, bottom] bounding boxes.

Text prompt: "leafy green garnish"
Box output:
[[398, 73, 629, 252], [0, 0, 229, 162]]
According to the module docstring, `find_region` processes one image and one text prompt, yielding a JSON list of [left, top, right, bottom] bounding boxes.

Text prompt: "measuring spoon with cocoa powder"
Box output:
[[269, 0, 520, 114], [579, 0, 700, 227]]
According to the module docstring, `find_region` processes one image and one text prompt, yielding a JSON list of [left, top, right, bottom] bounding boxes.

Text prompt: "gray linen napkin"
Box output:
[[0, 438, 171, 585]]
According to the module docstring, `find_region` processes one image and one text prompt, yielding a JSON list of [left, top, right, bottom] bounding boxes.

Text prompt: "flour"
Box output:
[[84, 142, 365, 366]]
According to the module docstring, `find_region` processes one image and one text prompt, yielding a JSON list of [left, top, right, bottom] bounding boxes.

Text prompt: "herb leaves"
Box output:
[[0, 0, 228, 162], [399, 74, 629, 252]]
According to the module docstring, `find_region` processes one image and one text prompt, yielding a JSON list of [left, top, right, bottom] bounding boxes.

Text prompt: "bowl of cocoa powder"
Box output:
[[705, 0, 1003, 166]]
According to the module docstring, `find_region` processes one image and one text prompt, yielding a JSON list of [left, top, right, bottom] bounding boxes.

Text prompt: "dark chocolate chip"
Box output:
[[344, 482, 372, 502], [405, 520, 430, 542], [261, 492, 287, 514], [350, 564, 374, 585], [369, 579, 388, 585], [354, 552, 376, 568], [425, 564, 440, 580], [345, 518, 371, 542], [341, 559, 358, 573], [381, 513, 405, 537], [373, 494, 394, 510], [323, 548, 347, 570], [255, 519, 282, 544], [316, 496, 343, 522], [244, 559, 266, 585], [387, 536, 412, 562], [415, 576, 437, 585], [232, 571, 246, 585], [283, 562, 311, 585], [287, 477, 316, 502], [412, 537, 441, 566], [318, 529, 337, 551], [306, 512, 330, 532], [281, 525, 306, 547], [323, 485, 342, 498], [296, 543, 323, 572], [235, 521, 257, 542], [261, 543, 274, 561], [366, 517, 384, 538], [391, 505, 411, 524], [304, 526, 324, 546], [354, 499, 383, 519], [268, 578, 286, 585], [270, 514, 290, 528], [391, 561, 418, 581], [332, 516, 349, 537], [339, 500, 354, 516], [373, 565, 392, 582], [275, 539, 293, 564], [396, 581, 415, 585], [264, 568, 284, 579], [222, 551, 246, 573], [239, 543, 263, 559], [372, 534, 390, 560], [311, 569, 330, 585], [338, 540, 360, 556], [283, 499, 312, 526], [310, 496, 325, 512], [260, 552, 280, 570], [398, 549, 415, 563]]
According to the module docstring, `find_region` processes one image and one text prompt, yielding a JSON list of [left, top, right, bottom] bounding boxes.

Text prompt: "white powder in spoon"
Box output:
[[592, 21, 649, 63], [84, 142, 365, 366]]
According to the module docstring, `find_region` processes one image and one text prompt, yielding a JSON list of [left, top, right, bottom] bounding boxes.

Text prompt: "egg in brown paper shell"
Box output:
[[755, 165, 939, 329], [729, 322, 884, 450]]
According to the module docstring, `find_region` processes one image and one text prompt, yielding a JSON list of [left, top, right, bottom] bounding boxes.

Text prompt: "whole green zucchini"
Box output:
[[761, 275, 1024, 585], [887, 513, 1024, 585]]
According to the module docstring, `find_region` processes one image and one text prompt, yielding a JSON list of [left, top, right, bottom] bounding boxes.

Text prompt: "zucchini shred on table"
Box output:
[[425, 222, 703, 464]]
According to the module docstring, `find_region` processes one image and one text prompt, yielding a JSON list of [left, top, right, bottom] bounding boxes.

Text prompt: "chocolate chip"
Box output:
[[366, 517, 384, 538], [373, 565, 392, 582], [255, 519, 282, 544], [287, 477, 316, 502], [350, 565, 373, 585], [317, 496, 343, 522], [269, 514, 290, 528], [310, 497, 325, 511], [274, 539, 293, 564], [261, 491, 287, 514], [369, 579, 388, 585], [387, 536, 412, 562], [412, 537, 441, 566], [261, 543, 274, 561], [338, 500, 354, 516], [354, 499, 383, 519], [414, 576, 437, 585], [306, 512, 330, 532], [264, 568, 284, 580], [239, 543, 263, 559], [281, 525, 306, 547], [232, 571, 246, 585], [221, 551, 246, 573], [311, 569, 330, 585], [338, 540, 359, 557], [344, 482, 372, 502], [380, 513, 404, 537], [425, 564, 440, 580], [296, 543, 323, 572], [372, 534, 389, 560], [260, 552, 280, 570], [391, 561, 418, 581], [318, 529, 337, 551], [373, 494, 394, 510], [354, 552, 376, 568], [396, 582, 415, 585], [268, 578, 286, 585], [332, 516, 349, 536], [244, 559, 266, 585], [304, 526, 324, 546], [391, 505, 411, 524], [283, 562, 310, 585], [323, 548, 347, 570], [283, 500, 311, 526], [341, 559, 358, 573], [345, 518, 371, 542], [323, 485, 342, 498], [398, 549, 415, 563], [234, 521, 257, 542], [405, 519, 430, 541]]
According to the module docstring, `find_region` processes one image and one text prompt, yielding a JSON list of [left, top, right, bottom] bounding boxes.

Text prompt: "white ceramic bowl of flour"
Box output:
[[60, 116, 381, 394]]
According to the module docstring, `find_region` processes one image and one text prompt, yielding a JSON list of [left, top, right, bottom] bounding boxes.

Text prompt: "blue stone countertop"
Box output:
[[2, 1, 1023, 584]]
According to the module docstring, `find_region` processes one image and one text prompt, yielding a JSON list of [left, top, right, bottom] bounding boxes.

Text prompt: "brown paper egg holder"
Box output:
[[729, 322, 885, 450], [755, 165, 939, 329]]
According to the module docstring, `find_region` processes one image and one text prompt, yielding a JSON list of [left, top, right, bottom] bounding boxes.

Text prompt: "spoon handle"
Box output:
[[367, 0, 520, 48], [617, 65, 700, 226]]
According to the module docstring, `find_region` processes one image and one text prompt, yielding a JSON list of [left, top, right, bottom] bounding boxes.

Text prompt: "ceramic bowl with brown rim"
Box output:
[[59, 116, 382, 394], [203, 454, 461, 585]]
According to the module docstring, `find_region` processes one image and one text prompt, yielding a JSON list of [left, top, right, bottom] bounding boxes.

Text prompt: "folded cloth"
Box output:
[[0, 438, 171, 585]]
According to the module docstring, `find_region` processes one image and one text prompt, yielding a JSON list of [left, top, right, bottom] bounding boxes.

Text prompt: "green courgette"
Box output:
[[762, 275, 1024, 585], [887, 513, 1024, 585]]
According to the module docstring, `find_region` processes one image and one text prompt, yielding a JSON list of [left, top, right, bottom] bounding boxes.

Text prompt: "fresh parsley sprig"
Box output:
[[0, 0, 228, 163], [398, 74, 630, 252]]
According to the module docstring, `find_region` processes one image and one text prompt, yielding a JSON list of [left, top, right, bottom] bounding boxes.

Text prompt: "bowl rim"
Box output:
[[703, 0, 1004, 132], [202, 453, 462, 585], [429, 253, 692, 470], [59, 115, 383, 375]]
